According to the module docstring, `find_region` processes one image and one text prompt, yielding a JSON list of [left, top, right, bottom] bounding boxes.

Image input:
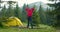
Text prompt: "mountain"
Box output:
[[28, 1, 53, 11]]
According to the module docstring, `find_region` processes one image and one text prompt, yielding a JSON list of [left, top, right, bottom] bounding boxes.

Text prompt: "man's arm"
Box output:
[[25, 7, 29, 12], [32, 8, 35, 12]]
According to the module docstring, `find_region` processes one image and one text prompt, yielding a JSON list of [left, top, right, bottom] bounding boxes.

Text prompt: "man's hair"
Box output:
[[26, 5, 29, 8]]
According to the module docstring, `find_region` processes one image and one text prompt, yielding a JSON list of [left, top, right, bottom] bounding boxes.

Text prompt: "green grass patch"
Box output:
[[0, 24, 56, 32], [0, 28, 19, 32]]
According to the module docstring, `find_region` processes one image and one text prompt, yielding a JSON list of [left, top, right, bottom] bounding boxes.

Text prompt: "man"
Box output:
[[25, 6, 34, 28]]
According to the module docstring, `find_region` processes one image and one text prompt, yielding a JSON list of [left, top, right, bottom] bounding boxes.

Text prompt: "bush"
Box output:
[[0, 17, 8, 28], [32, 11, 40, 26]]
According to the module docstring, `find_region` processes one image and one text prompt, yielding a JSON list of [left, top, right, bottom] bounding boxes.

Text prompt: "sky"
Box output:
[[1, 0, 58, 7]]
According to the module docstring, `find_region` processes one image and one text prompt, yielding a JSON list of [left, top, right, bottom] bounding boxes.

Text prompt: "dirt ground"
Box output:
[[56, 27, 60, 32]]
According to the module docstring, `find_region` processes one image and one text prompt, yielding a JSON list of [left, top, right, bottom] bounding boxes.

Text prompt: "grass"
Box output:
[[0, 28, 19, 32], [19, 28, 55, 32], [0, 28, 55, 32], [0, 24, 56, 32]]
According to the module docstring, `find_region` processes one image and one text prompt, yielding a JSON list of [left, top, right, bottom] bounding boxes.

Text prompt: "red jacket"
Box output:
[[25, 7, 34, 17]]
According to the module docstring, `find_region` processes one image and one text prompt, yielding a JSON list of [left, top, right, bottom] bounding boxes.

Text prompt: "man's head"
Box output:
[[26, 5, 29, 8]]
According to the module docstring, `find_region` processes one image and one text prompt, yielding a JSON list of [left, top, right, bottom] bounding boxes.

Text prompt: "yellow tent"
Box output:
[[3, 17, 23, 27]]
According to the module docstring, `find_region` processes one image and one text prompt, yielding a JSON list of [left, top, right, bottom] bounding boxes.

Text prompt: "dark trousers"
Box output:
[[27, 16, 33, 28]]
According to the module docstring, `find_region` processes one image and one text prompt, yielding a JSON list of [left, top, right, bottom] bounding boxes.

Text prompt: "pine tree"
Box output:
[[38, 4, 46, 24], [14, 4, 21, 19], [45, 7, 51, 25], [32, 5, 40, 26], [48, 0, 60, 26], [6, 4, 14, 17], [1, 5, 6, 17], [21, 4, 27, 22], [5, 1, 17, 17]]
